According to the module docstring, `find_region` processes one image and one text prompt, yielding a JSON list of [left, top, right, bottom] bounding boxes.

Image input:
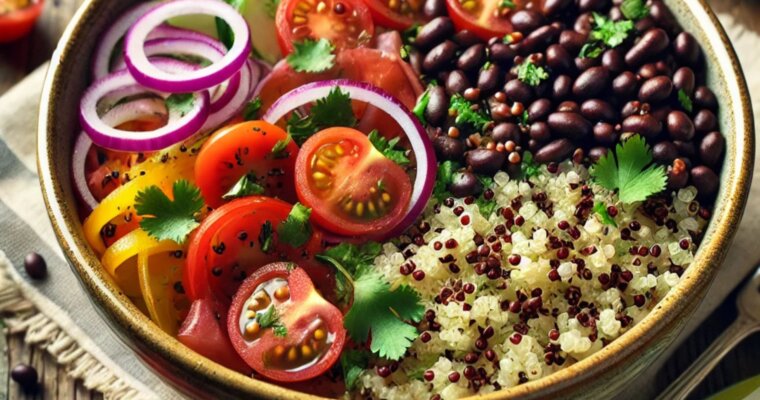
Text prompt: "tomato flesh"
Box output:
[[296, 127, 411, 238], [445, 0, 519, 41], [228, 263, 346, 382], [0, 0, 43, 43], [361, 0, 427, 30], [276, 0, 375, 54]]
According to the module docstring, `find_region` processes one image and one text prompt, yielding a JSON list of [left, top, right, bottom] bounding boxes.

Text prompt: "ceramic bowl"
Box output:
[[37, 0, 754, 398]]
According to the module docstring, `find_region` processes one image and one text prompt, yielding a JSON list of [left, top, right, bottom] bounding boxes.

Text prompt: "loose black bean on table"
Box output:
[[406, 0, 724, 202]]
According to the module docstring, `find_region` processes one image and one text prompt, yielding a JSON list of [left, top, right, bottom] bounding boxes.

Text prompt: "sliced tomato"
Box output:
[[295, 127, 411, 238], [0, 0, 44, 43], [361, 0, 427, 30], [184, 197, 331, 305], [178, 298, 252, 374], [275, 0, 375, 54], [227, 263, 346, 382], [445, 0, 520, 41], [195, 121, 298, 209]]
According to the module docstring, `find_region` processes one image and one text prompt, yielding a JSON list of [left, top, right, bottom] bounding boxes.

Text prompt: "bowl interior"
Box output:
[[37, 0, 754, 398]]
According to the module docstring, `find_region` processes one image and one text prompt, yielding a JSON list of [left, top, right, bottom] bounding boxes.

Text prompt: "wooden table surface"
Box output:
[[1, 0, 759, 399]]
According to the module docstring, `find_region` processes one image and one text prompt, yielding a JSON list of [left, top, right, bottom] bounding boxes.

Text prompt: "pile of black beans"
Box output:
[[406, 0, 724, 202]]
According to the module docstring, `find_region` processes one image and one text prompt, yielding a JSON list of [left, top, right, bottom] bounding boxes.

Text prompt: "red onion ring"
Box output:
[[262, 79, 437, 239], [72, 133, 99, 212], [201, 60, 260, 132], [124, 0, 251, 92]]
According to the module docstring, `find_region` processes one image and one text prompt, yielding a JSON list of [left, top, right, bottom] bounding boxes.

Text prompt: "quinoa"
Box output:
[[353, 162, 705, 399]]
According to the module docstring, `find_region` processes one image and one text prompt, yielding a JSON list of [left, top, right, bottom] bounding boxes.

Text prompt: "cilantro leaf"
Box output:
[[135, 180, 204, 243], [678, 89, 693, 113], [580, 13, 634, 58], [433, 160, 460, 201], [579, 42, 604, 59], [368, 130, 410, 166], [517, 61, 549, 87], [520, 151, 541, 178], [449, 95, 490, 130], [593, 201, 618, 227], [259, 221, 274, 253], [277, 203, 312, 247], [341, 350, 370, 390], [257, 305, 287, 337], [271, 135, 292, 159], [316, 242, 382, 305], [620, 0, 649, 20], [591, 135, 667, 204], [287, 87, 357, 144], [165, 93, 196, 117], [223, 174, 265, 200], [216, 0, 245, 49], [475, 196, 497, 217], [413, 89, 431, 125], [344, 271, 424, 360], [287, 38, 336, 73], [243, 97, 263, 121]]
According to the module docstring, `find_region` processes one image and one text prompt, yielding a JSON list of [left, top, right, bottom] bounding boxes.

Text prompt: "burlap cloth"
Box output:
[[0, 0, 758, 398]]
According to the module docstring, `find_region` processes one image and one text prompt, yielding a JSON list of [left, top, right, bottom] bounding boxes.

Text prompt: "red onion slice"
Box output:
[[80, 69, 210, 152], [72, 133, 99, 212], [124, 0, 251, 92], [262, 79, 437, 239], [201, 58, 261, 132]]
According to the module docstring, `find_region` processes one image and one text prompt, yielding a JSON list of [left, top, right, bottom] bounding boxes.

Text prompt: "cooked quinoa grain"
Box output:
[[354, 163, 705, 399]]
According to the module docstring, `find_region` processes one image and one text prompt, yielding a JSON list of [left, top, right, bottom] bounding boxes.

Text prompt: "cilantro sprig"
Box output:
[[135, 180, 204, 243], [579, 13, 634, 59], [678, 89, 694, 113], [287, 38, 336, 73], [242, 97, 263, 121], [257, 305, 287, 337], [516, 61, 550, 87], [591, 135, 667, 204], [287, 86, 357, 144], [593, 201, 618, 227], [223, 174, 265, 200], [368, 130, 410, 166], [341, 350, 370, 390], [620, 0, 650, 20], [413, 89, 431, 125], [449, 95, 490, 130], [277, 203, 312, 247]]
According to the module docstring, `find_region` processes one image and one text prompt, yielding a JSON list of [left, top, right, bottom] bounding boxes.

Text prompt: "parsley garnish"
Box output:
[[368, 130, 410, 166], [277, 203, 312, 247], [135, 180, 204, 243], [287, 38, 336, 73], [591, 135, 667, 204], [620, 0, 649, 20], [257, 306, 287, 337], [341, 350, 370, 390], [216, 0, 244, 49], [271, 135, 292, 159], [165, 94, 196, 117], [413, 89, 431, 125], [449, 95, 490, 130], [287, 87, 357, 144], [433, 160, 460, 201], [517, 61, 549, 87], [243, 98, 262, 121], [520, 151, 541, 178], [678, 89, 693, 113], [222, 174, 265, 200], [593, 201, 618, 227], [259, 221, 274, 253], [580, 13, 634, 59]]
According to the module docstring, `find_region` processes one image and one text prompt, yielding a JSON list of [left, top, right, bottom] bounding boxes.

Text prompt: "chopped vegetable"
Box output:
[[277, 203, 312, 247], [516, 61, 549, 87], [222, 174, 266, 200], [368, 130, 410, 166], [287, 38, 336, 73], [135, 180, 204, 243], [591, 135, 667, 204]]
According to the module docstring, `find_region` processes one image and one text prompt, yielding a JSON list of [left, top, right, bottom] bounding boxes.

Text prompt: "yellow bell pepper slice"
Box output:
[[138, 250, 189, 335]]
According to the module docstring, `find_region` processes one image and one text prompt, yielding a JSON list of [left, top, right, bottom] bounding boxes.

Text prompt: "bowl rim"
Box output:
[[37, 0, 755, 398]]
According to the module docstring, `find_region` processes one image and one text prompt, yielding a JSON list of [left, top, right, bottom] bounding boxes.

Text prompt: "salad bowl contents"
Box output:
[[38, 0, 753, 398]]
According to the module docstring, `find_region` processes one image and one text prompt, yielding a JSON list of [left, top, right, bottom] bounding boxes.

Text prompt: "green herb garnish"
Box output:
[[413, 89, 431, 125], [277, 203, 312, 248], [449, 95, 490, 130], [287, 38, 336, 73], [222, 174, 266, 200], [368, 130, 410, 166], [620, 0, 650, 20], [257, 306, 287, 337], [243, 97, 263, 121], [341, 350, 370, 390], [678, 89, 694, 113], [287, 86, 357, 144], [259, 221, 274, 253], [271, 135, 292, 159], [593, 201, 618, 227], [591, 135, 667, 204], [580, 13, 634, 59], [165, 93, 196, 117], [135, 180, 204, 243], [517, 61, 550, 87]]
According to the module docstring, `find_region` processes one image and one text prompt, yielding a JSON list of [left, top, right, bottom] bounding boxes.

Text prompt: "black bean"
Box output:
[[673, 67, 696, 96], [694, 86, 718, 111], [700, 131, 725, 168], [535, 139, 574, 163], [489, 42, 516, 65], [423, 0, 447, 19], [559, 30, 587, 54], [655, 59, 673, 77], [667, 159, 689, 189], [453, 30, 481, 47], [649, 0, 680, 36], [511, 10, 545, 32], [551, 75, 572, 99], [638, 63, 658, 80], [588, 147, 609, 162], [622, 114, 662, 138], [457, 44, 486, 72], [578, 0, 606, 12], [542, 0, 572, 16], [446, 70, 471, 96], [466, 149, 506, 174], [666, 111, 695, 141], [557, 100, 580, 113], [546, 44, 572, 71], [574, 12, 593, 34], [520, 25, 560, 54], [434, 136, 466, 160], [415, 17, 455, 49], [691, 166, 719, 196], [639, 76, 673, 103], [573, 66, 610, 98], [635, 16, 655, 33], [450, 172, 482, 197], [530, 122, 552, 143], [528, 98, 552, 122], [425, 86, 448, 125], [651, 105, 673, 123], [581, 99, 617, 122], [693, 109, 718, 133], [674, 32, 701, 66], [492, 122, 522, 143], [575, 56, 601, 71], [24, 252, 47, 280], [548, 112, 592, 139], [11, 364, 38, 392], [409, 51, 423, 76], [423, 40, 458, 73], [593, 122, 617, 145], [674, 140, 697, 158], [652, 141, 679, 164], [504, 79, 534, 104], [621, 100, 641, 118], [477, 65, 502, 95], [625, 28, 670, 67], [601, 49, 625, 73], [612, 71, 639, 97]]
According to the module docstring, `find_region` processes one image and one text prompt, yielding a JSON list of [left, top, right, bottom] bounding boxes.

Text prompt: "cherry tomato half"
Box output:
[[445, 0, 520, 41], [360, 0, 428, 30], [295, 127, 411, 238], [275, 0, 375, 54], [0, 0, 44, 44], [227, 262, 346, 382], [195, 121, 299, 209]]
